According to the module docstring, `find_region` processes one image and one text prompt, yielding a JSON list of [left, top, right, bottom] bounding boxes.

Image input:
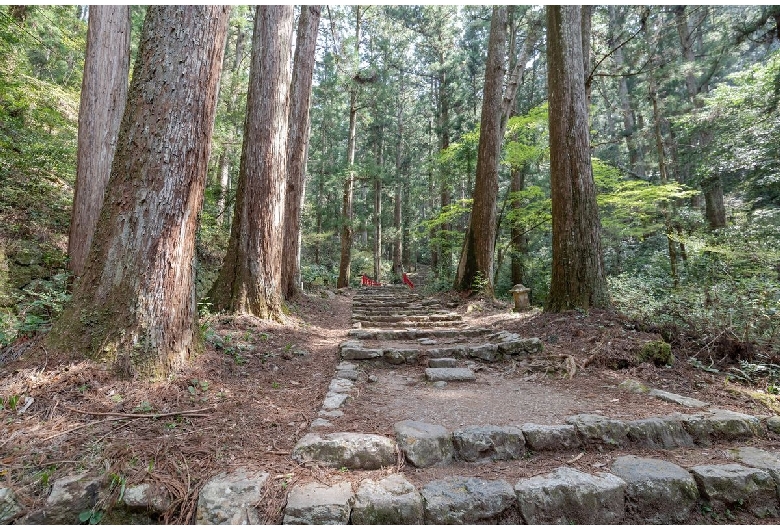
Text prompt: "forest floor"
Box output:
[[2, 283, 780, 524]]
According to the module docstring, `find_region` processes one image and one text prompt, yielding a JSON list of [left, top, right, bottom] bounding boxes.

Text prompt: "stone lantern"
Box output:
[[509, 284, 530, 312]]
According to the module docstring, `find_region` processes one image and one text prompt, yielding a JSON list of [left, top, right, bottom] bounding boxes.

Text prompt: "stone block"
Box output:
[[515, 466, 626, 525], [610, 455, 698, 524], [428, 357, 457, 368], [335, 369, 359, 381], [341, 346, 383, 360], [521, 423, 581, 451], [291, 432, 397, 470], [618, 378, 649, 394], [625, 416, 694, 449], [196, 468, 269, 525], [351, 474, 423, 525], [123, 483, 171, 514], [328, 378, 353, 393], [730, 446, 780, 485], [394, 420, 453, 468], [322, 392, 349, 410], [428, 346, 465, 358], [0, 487, 22, 524], [283, 481, 353, 525], [466, 343, 501, 362], [453, 425, 525, 462], [425, 367, 475, 382], [767, 416, 780, 434], [566, 414, 629, 447], [498, 337, 543, 355], [690, 463, 779, 518], [678, 409, 763, 445], [422, 477, 518, 524], [648, 388, 708, 408], [22, 473, 103, 524]]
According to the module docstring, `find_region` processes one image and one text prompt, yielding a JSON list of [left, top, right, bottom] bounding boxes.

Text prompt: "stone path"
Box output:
[[16, 285, 780, 524]]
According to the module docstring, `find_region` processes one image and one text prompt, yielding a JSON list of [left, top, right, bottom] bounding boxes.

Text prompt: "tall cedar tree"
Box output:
[[454, 6, 507, 296], [47, 6, 229, 377], [282, 6, 321, 299], [546, 5, 610, 311], [209, 6, 294, 319], [68, 6, 130, 277]]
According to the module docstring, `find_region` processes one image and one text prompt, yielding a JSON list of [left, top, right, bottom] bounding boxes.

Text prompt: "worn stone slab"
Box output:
[[767, 416, 780, 434], [466, 343, 500, 362], [428, 346, 465, 358], [283, 481, 353, 525], [351, 474, 423, 525], [730, 446, 780, 484], [383, 348, 418, 365], [395, 420, 453, 468], [0, 487, 22, 524], [566, 414, 629, 447], [123, 483, 171, 514], [497, 337, 543, 355], [453, 425, 526, 462], [428, 357, 457, 368], [515, 466, 626, 525], [625, 416, 694, 449], [291, 432, 397, 470], [422, 477, 518, 524], [418, 338, 437, 345], [340, 346, 383, 360], [196, 468, 269, 525], [322, 392, 349, 410], [21, 473, 103, 524], [521, 423, 581, 452], [677, 409, 762, 445], [310, 418, 332, 429], [610, 456, 698, 524], [619, 378, 649, 394], [318, 409, 344, 418], [425, 367, 476, 382], [328, 378, 354, 393], [335, 369, 359, 381], [336, 361, 356, 371], [690, 463, 779, 518], [649, 388, 708, 408]]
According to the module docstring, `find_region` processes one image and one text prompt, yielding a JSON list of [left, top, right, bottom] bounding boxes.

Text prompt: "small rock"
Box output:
[[395, 420, 453, 468], [310, 418, 332, 429], [432, 381, 447, 388], [123, 483, 171, 514], [318, 409, 344, 418], [335, 369, 359, 381], [422, 477, 518, 524], [766, 416, 780, 434], [425, 367, 476, 382], [352, 474, 423, 525], [196, 468, 269, 525], [22, 474, 103, 524], [515, 466, 626, 525], [283, 481, 353, 525], [0, 487, 22, 524], [521, 423, 581, 452], [368, 375, 379, 383], [453, 425, 525, 462], [291, 432, 397, 470], [690, 463, 779, 518], [618, 379, 649, 394], [610, 455, 698, 524], [322, 392, 349, 410], [328, 378, 353, 393]]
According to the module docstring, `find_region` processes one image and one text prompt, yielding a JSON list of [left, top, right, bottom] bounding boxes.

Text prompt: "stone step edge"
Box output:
[[340, 336, 543, 363], [296, 408, 778, 472], [348, 327, 491, 339], [281, 451, 780, 524]]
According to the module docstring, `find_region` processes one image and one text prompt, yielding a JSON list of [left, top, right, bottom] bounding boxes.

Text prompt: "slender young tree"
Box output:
[[209, 6, 294, 320], [282, 5, 321, 299], [546, 5, 610, 311], [68, 6, 130, 277], [454, 6, 507, 296], [48, 6, 230, 377]]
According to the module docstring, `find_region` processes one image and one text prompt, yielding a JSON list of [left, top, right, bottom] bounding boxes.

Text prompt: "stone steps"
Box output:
[[348, 327, 491, 340]]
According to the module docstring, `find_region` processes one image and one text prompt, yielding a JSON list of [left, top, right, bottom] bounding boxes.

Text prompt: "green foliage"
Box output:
[[504, 103, 548, 169]]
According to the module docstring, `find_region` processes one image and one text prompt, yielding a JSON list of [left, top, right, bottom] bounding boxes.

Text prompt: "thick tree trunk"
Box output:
[[454, 6, 506, 296], [373, 125, 383, 281], [546, 5, 609, 312], [337, 6, 361, 289], [48, 6, 229, 377], [510, 167, 527, 286], [282, 5, 321, 299], [209, 6, 293, 320], [68, 6, 130, 277], [393, 97, 404, 280]]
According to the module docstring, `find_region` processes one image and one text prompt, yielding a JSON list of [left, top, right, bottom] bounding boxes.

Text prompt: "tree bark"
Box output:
[[393, 93, 404, 280], [337, 6, 361, 289], [48, 6, 229, 377], [510, 167, 527, 286], [454, 6, 506, 296], [546, 5, 610, 312], [282, 5, 321, 299], [209, 6, 294, 320], [68, 6, 130, 277]]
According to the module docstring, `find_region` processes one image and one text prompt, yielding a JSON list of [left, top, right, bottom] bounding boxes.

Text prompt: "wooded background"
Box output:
[[0, 6, 778, 376]]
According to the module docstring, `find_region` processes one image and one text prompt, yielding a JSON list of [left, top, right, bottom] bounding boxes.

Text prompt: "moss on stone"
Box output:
[[637, 340, 674, 366]]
